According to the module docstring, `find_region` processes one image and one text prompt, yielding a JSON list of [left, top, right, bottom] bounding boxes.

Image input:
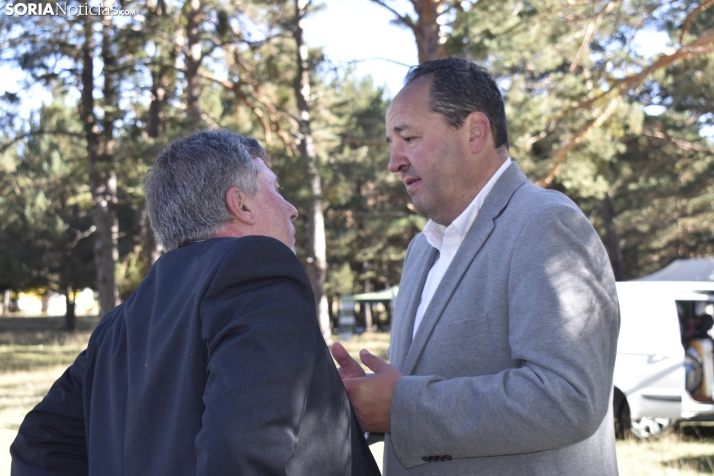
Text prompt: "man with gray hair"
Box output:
[[11, 130, 380, 475]]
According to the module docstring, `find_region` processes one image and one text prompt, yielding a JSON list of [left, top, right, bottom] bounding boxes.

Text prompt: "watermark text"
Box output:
[[5, 3, 137, 16]]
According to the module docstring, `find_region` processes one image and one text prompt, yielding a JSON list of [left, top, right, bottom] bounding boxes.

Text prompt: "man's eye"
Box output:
[[403, 137, 414, 143]]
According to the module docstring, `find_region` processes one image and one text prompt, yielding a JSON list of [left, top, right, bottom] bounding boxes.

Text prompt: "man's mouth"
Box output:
[[404, 176, 421, 190]]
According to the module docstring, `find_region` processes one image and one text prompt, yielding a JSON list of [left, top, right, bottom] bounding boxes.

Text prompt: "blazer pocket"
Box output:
[[430, 314, 489, 343]]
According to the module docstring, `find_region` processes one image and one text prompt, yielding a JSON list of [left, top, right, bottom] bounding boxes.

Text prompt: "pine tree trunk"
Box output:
[[601, 191, 626, 280], [147, 0, 173, 137], [140, 205, 161, 270], [293, 0, 331, 343], [413, 0, 446, 62], [81, 13, 119, 318], [3, 289, 10, 316], [65, 286, 77, 332], [372, 0, 446, 63], [185, 0, 202, 119], [41, 293, 50, 314], [148, 72, 166, 137]]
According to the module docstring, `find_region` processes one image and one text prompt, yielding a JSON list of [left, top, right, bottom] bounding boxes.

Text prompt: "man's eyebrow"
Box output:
[[386, 124, 409, 143]]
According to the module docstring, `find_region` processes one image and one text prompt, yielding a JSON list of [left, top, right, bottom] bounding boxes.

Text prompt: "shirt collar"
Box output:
[[423, 157, 512, 252]]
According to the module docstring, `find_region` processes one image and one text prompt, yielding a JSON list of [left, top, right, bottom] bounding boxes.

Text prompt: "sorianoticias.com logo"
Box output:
[[4, 3, 137, 16]]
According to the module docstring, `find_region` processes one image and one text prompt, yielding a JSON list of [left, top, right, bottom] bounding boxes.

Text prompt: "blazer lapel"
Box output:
[[401, 162, 528, 375], [391, 239, 438, 371]]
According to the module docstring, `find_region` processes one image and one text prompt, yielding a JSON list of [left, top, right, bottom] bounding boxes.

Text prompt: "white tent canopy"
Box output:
[[637, 258, 714, 282]]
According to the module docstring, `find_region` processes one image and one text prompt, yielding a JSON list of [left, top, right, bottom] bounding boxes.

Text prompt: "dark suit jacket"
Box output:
[[11, 236, 380, 476]]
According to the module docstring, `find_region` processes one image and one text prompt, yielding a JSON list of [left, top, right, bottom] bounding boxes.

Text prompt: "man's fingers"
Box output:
[[359, 349, 391, 373], [331, 342, 366, 379], [330, 342, 350, 362], [341, 376, 359, 394]]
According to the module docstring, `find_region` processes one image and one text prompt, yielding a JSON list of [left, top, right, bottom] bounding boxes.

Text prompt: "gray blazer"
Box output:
[[384, 162, 620, 475]]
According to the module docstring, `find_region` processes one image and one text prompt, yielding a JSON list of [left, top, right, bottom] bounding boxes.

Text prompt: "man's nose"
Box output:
[[388, 145, 408, 173], [288, 202, 298, 221]]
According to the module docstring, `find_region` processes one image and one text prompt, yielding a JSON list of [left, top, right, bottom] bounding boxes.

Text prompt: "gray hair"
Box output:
[[404, 58, 509, 149], [145, 130, 264, 250]]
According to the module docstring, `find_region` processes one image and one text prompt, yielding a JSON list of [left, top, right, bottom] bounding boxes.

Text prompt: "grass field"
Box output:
[[0, 316, 97, 475], [1, 321, 714, 475]]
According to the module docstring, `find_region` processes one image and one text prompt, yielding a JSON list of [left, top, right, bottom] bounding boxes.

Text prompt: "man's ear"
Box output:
[[226, 187, 256, 225], [466, 111, 491, 155]]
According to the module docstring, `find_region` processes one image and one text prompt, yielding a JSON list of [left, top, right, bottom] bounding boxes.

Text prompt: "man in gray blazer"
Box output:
[[332, 58, 620, 475]]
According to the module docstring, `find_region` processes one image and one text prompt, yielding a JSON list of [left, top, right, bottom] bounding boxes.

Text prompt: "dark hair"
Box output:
[[145, 130, 263, 250], [404, 58, 509, 149]]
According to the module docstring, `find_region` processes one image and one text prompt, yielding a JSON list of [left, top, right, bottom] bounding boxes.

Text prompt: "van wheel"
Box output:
[[631, 417, 670, 438], [613, 388, 631, 439]]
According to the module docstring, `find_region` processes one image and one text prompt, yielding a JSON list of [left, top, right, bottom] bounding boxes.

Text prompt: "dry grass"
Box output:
[[0, 325, 92, 433], [336, 331, 390, 365], [0, 329, 92, 444], [616, 426, 714, 474], [0, 366, 71, 431], [0, 318, 90, 475], [0, 319, 94, 475]]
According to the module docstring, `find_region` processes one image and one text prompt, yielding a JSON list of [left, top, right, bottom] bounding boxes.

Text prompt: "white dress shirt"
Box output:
[[412, 158, 512, 337]]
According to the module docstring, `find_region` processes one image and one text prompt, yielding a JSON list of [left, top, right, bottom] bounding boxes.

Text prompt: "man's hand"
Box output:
[[331, 342, 367, 379], [330, 344, 402, 433]]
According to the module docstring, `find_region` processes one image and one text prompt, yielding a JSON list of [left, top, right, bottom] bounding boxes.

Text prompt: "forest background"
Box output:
[[1, 0, 713, 340]]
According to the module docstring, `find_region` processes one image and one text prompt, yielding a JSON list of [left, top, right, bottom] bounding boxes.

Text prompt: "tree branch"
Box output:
[[341, 138, 390, 147], [569, 0, 619, 72], [644, 129, 714, 153], [199, 70, 297, 156], [536, 96, 620, 187], [680, 0, 714, 45], [566, 27, 714, 115], [0, 129, 85, 155], [369, 0, 414, 27], [531, 26, 714, 179], [68, 225, 96, 249], [342, 56, 413, 68]]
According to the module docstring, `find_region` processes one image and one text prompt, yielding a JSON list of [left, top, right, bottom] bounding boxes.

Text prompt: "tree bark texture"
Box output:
[[185, 0, 202, 119], [81, 14, 119, 318], [65, 286, 77, 332], [293, 0, 331, 342], [41, 293, 50, 314], [147, 2, 177, 137], [2, 290, 10, 317], [148, 72, 167, 137], [412, 0, 446, 62], [371, 0, 446, 63]]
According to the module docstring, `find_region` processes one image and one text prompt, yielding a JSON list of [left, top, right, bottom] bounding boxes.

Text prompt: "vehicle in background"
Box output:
[[614, 281, 714, 438]]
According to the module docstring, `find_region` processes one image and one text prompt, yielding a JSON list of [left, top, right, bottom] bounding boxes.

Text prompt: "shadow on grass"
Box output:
[[656, 426, 714, 473], [0, 316, 99, 372], [0, 315, 100, 335], [663, 456, 714, 473]]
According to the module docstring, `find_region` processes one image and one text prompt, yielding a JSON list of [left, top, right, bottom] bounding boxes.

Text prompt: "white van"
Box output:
[[614, 281, 714, 438]]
